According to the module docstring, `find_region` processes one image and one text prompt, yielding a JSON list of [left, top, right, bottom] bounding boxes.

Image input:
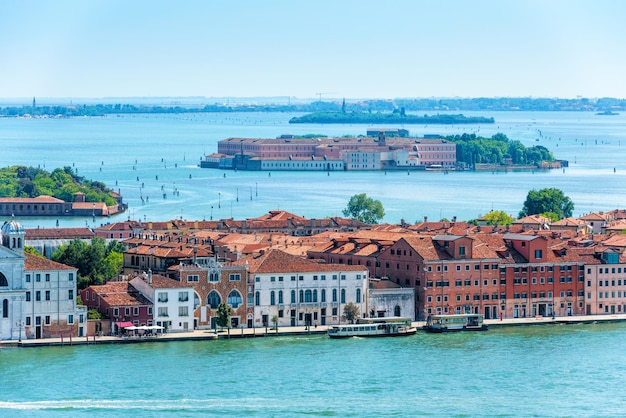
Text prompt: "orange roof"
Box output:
[[24, 253, 76, 271]]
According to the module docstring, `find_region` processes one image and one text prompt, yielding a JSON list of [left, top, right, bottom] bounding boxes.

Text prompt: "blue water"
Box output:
[[2, 112, 626, 415], [1, 111, 625, 229], [1, 323, 626, 416]]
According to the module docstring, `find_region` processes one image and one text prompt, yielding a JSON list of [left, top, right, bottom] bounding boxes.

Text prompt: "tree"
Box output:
[[519, 188, 574, 219], [271, 314, 279, 332], [342, 193, 385, 224], [343, 302, 360, 324], [483, 210, 514, 226], [216, 302, 231, 330], [52, 237, 124, 289]]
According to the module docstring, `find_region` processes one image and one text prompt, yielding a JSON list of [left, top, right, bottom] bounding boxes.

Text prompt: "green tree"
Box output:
[[87, 309, 102, 320], [52, 237, 124, 289], [216, 302, 231, 330], [343, 302, 360, 324], [540, 212, 560, 222], [271, 314, 279, 332], [342, 193, 385, 224], [483, 210, 514, 226], [24, 246, 42, 256], [519, 188, 574, 219]]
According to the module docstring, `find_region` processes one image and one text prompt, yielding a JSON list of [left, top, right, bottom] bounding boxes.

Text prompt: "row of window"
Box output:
[[26, 290, 73, 301], [261, 274, 352, 282], [427, 290, 581, 304], [24, 313, 82, 326], [157, 291, 190, 303], [26, 273, 74, 282], [112, 306, 153, 317], [260, 288, 362, 305], [186, 273, 240, 282], [157, 306, 189, 317]]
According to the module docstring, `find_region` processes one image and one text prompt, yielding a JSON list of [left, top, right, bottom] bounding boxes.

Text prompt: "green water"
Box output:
[[1, 323, 625, 416]]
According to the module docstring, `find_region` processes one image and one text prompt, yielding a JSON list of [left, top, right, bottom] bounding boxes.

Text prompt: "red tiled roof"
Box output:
[[0, 195, 65, 203], [243, 249, 366, 274], [24, 253, 75, 271]]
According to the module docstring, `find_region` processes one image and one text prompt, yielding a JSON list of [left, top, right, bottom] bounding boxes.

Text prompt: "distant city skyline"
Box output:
[[2, 0, 625, 100]]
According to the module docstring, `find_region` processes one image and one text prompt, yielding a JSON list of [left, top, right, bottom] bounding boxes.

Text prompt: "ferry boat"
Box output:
[[327, 317, 417, 338], [424, 314, 488, 333]]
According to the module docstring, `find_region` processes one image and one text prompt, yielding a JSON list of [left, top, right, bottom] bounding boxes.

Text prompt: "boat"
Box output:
[[327, 317, 417, 338], [424, 314, 488, 333]]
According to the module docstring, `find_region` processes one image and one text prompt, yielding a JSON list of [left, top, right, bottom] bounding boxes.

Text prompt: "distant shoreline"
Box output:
[[289, 112, 494, 124]]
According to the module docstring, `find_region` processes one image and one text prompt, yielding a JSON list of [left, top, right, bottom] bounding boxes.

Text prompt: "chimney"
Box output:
[[424, 216, 428, 223], [148, 269, 152, 285]]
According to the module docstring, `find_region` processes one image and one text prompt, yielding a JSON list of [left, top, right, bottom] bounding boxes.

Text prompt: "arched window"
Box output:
[[278, 290, 283, 304], [341, 289, 346, 303], [356, 288, 361, 303], [207, 290, 221, 309], [255, 291, 260, 306], [332, 289, 337, 302], [227, 290, 242, 308], [290, 290, 296, 303], [0, 272, 7, 287], [312, 290, 318, 303], [270, 291, 276, 306], [299, 289, 304, 303], [305, 290, 312, 303], [193, 292, 200, 309], [321, 289, 326, 303], [2, 299, 7, 318], [394, 305, 401, 317]]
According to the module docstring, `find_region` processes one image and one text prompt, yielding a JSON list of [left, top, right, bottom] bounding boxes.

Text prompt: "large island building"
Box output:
[[202, 135, 457, 171]]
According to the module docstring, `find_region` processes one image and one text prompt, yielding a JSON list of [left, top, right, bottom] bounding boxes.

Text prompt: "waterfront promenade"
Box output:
[[3, 313, 625, 348]]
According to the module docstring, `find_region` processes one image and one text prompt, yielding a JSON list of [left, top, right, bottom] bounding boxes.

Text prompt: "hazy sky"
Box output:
[[1, 0, 625, 100]]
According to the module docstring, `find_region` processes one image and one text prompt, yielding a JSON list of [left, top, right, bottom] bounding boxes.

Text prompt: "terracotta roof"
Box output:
[[0, 195, 65, 203], [25, 227, 95, 239], [131, 273, 193, 289], [86, 281, 151, 306], [243, 249, 366, 274], [24, 253, 76, 271], [370, 279, 402, 289]]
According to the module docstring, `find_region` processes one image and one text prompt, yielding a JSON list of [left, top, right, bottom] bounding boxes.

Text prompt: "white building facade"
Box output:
[[248, 250, 369, 328], [130, 272, 195, 332], [0, 220, 86, 340]]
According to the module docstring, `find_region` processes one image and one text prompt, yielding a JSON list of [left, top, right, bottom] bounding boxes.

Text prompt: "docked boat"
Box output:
[[424, 314, 488, 333], [327, 317, 417, 338]]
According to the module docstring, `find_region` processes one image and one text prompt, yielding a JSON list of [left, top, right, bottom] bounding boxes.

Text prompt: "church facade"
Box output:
[[0, 220, 86, 340]]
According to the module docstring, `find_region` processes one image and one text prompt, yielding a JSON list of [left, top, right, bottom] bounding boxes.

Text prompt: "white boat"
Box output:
[[424, 314, 488, 333], [327, 317, 416, 338]]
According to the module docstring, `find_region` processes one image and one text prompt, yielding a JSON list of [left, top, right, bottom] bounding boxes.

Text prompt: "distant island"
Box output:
[[596, 110, 619, 116], [289, 112, 494, 124], [1, 96, 626, 117]]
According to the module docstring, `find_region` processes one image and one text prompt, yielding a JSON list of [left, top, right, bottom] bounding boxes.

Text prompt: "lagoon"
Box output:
[[2, 110, 626, 416], [1, 111, 626, 230], [1, 323, 626, 416]]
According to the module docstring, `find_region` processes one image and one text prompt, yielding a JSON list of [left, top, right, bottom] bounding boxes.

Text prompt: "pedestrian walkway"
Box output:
[[3, 314, 626, 348]]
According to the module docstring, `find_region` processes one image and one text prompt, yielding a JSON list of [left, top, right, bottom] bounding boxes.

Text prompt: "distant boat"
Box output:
[[596, 110, 619, 116], [425, 164, 444, 171], [424, 314, 488, 333], [328, 317, 416, 338]]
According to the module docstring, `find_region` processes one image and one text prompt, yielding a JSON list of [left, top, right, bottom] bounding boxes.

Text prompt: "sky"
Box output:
[[1, 0, 625, 101]]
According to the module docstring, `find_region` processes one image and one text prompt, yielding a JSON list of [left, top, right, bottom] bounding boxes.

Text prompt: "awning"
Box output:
[[115, 321, 134, 328]]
